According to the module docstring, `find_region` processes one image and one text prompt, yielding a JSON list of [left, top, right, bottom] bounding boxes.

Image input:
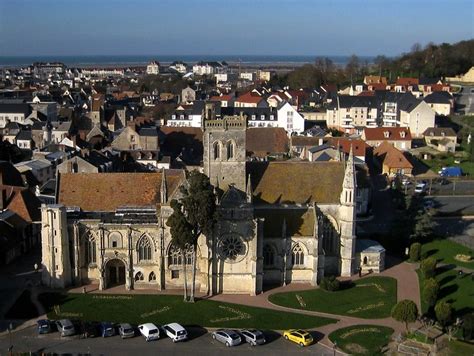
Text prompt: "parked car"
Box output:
[[439, 166, 462, 177], [240, 329, 266, 346], [56, 319, 76, 337], [423, 200, 435, 209], [118, 323, 135, 339], [82, 321, 100, 338], [138, 323, 160, 341], [401, 178, 411, 186], [162, 323, 187, 342], [37, 319, 52, 334], [283, 329, 313, 347], [99, 322, 115, 337], [212, 329, 241, 347], [414, 183, 427, 194]]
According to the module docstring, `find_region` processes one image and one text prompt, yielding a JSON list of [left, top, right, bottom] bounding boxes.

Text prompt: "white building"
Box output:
[[146, 61, 160, 75]]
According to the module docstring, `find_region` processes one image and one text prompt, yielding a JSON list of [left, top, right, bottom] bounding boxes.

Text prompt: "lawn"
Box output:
[[38, 293, 336, 330], [422, 238, 474, 270], [328, 325, 394, 355], [446, 339, 474, 355], [268, 276, 397, 319], [418, 266, 474, 318]]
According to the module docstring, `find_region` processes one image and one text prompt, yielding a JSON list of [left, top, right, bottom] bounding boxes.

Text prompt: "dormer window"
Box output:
[[260, 115, 265, 120], [430, 132, 434, 136], [270, 115, 274, 120], [172, 114, 176, 120], [400, 131, 406, 138], [441, 132, 445, 137], [252, 115, 256, 120], [384, 131, 390, 138]]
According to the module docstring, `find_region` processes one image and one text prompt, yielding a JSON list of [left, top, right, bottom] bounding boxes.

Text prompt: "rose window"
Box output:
[[219, 235, 246, 262]]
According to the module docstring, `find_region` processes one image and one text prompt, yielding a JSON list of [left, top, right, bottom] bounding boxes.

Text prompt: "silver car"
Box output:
[[118, 323, 135, 339], [212, 329, 241, 347], [56, 319, 75, 337], [240, 329, 266, 346]]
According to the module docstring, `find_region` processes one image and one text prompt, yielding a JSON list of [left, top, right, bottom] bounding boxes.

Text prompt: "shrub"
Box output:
[[463, 313, 474, 341], [409, 243, 422, 262], [391, 300, 418, 332], [435, 301, 452, 327], [320, 276, 340, 292], [422, 278, 439, 308], [420, 257, 437, 279]]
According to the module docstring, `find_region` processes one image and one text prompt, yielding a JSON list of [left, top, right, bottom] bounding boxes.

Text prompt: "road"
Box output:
[[425, 195, 474, 215], [0, 325, 337, 356]]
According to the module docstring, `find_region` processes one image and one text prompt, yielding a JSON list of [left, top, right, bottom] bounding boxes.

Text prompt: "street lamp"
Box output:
[[333, 341, 337, 356]]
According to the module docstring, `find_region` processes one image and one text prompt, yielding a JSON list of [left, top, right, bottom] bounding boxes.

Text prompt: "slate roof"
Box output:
[[0, 103, 31, 115], [16, 130, 32, 141], [58, 170, 185, 212], [423, 91, 452, 104], [423, 127, 457, 137], [248, 161, 345, 205], [0, 161, 25, 187], [336, 95, 379, 109]]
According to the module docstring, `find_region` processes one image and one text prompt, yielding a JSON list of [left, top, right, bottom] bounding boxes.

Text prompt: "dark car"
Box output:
[[37, 319, 51, 334], [82, 321, 100, 338], [100, 322, 115, 337]]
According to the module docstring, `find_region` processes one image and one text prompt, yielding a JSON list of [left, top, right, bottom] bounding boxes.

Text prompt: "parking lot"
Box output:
[[0, 324, 337, 355]]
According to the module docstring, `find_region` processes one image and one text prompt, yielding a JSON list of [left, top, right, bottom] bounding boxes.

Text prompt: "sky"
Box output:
[[0, 0, 473, 57]]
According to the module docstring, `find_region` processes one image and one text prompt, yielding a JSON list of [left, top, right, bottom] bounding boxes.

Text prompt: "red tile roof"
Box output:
[[363, 127, 412, 141], [235, 92, 264, 104], [374, 141, 413, 169], [246, 128, 289, 157], [7, 189, 42, 222], [327, 138, 369, 157], [396, 77, 419, 86]]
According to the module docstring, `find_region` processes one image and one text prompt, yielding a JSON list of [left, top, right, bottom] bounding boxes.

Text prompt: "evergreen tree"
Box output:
[[391, 300, 419, 332]]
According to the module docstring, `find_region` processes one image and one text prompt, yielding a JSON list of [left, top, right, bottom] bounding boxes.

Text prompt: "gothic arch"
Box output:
[[291, 242, 306, 266], [263, 243, 276, 267], [166, 242, 197, 266], [136, 234, 154, 262], [212, 140, 222, 161], [107, 231, 123, 249], [226, 140, 236, 160]]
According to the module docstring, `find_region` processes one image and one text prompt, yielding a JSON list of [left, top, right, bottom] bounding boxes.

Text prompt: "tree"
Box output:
[[320, 276, 340, 291], [166, 200, 194, 301], [435, 301, 453, 328], [420, 257, 437, 279], [411, 209, 437, 243], [409, 243, 422, 262], [345, 55, 360, 83], [391, 300, 419, 332], [463, 313, 474, 341], [422, 278, 440, 308], [178, 171, 216, 302]]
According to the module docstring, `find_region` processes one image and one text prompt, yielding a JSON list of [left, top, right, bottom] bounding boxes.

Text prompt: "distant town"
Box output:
[[1, 38, 474, 355]]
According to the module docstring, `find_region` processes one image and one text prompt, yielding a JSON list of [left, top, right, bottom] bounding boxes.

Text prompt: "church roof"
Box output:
[[57, 170, 185, 212], [255, 208, 315, 237], [248, 161, 345, 205]]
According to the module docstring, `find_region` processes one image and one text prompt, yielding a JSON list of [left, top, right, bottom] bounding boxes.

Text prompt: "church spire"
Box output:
[[246, 174, 253, 203], [160, 168, 167, 204], [343, 145, 356, 190]]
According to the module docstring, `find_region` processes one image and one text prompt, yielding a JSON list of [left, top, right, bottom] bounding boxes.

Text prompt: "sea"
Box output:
[[0, 55, 375, 68]]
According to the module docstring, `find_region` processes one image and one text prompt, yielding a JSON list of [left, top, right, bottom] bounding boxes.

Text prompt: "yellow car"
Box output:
[[282, 329, 313, 347]]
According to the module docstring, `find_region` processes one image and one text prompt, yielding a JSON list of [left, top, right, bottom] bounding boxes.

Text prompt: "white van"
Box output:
[[138, 323, 160, 341], [163, 323, 188, 342]]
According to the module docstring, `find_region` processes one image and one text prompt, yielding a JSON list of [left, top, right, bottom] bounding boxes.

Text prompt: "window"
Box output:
[[134, 271, 144, 281], [112, 241, 117, 248], [260, 115, 265, 120], [263, 245, 274, 267], [291, 244, 304, 266], [270, 115, 274, 120], [251, 115, 256, 120], [86, 238, 96, 264], [213, 141, 221, 160], [227, 141, 234, 160], [149, 271, 156, 282], [168, 244, 191, 266], [137, 237, 152, 261], [171, 270, 179, 279]]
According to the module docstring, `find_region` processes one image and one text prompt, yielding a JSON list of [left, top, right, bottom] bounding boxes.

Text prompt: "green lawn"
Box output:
[[268, 276, 397, 319], [38, 293, 336, 330], [418, 267, 474, 318], [421, 155, 474, 178], [446, 339, 474, 355], [422, 239, 474, 270], [328, 325, 394, 355]]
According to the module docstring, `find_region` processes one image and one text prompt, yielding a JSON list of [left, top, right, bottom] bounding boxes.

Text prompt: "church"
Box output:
[[41, 116, 385, 295]]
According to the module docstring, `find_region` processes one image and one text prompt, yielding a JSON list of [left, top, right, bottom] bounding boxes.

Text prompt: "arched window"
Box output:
[[363, 256, 368, 265], [137, 237, 152, 261], [168, 244, 191, 266], [213, 141, 221, 160], [227, 141, 234, 160], [134, 271, 144, 281], [86, 238, 96, 264], [291, 244, 304, 266], [149, 271, 156, 282], [263, 244, 275, 267]]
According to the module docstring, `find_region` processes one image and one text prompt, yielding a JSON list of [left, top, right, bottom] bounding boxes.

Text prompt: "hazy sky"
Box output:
[[0, 0, 472, 56]]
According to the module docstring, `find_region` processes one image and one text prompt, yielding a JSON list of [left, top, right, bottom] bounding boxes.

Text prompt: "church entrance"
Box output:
[[106, 259, 126, 286]]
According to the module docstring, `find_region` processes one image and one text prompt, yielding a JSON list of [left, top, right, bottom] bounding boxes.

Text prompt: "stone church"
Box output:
[[41, 116, 384, 295]]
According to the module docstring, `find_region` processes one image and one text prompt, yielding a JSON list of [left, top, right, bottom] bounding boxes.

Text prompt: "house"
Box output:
[[394, 77, 419, 92], [373, 141, 413, 176], [0, 103, 32, 128], [423, 127, 457, 153], [256, 70, 272, 82], [146, 61, 160, 75], [362, 127, 412, 150], [15, 129, 35, 150], [210, 94, 234, 108], [168, 101, 217, 128], [445, 66, 474, 83], [423, 92, 453, 116], [51, 121, 72, 144], [192, 61, 227, 76], [57, 151, 115, 173], [181, 86, 196, 104], [14, 159, 54, 185], [290, 136, 325, 156], [276, 102, 305, 134], [169, 61, 187, 74], [234, 92, 268, 108], [326, 95, 378, 134], [364, 76, 387, 85], [29, 95, 58, 121]]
